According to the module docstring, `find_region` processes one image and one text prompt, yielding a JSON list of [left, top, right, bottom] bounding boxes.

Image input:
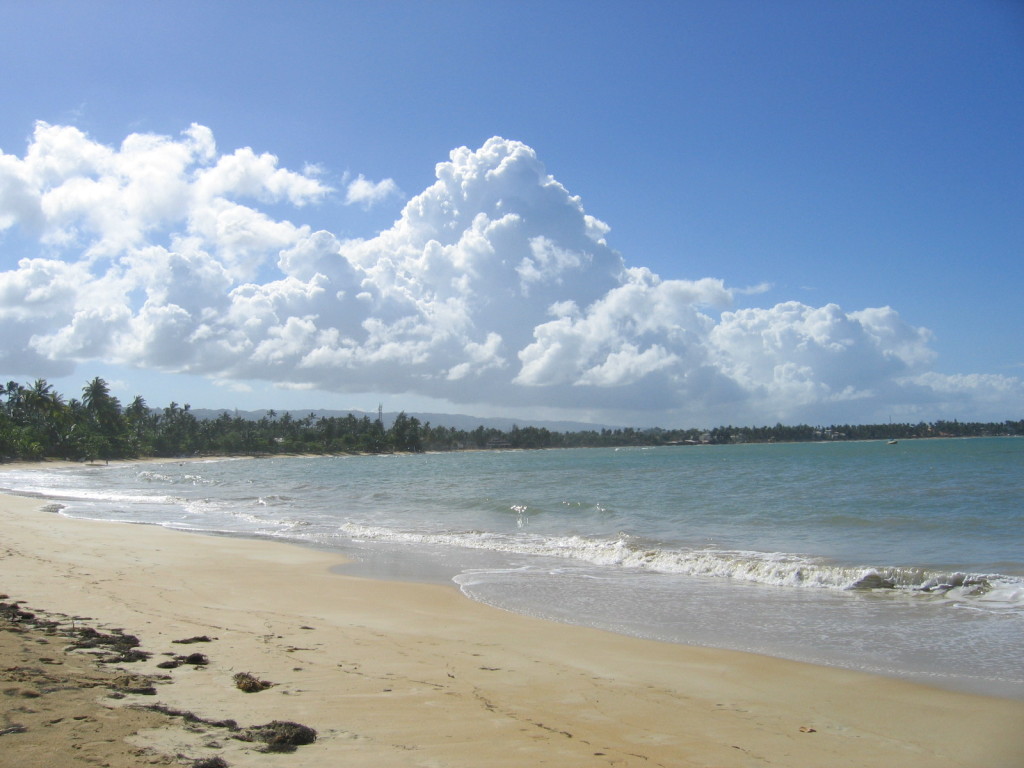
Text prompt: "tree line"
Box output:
[[1, 377, 1021, 462]]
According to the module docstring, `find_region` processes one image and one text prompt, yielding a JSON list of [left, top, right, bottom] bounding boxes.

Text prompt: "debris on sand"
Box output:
[[137, 703, 238, 731], [174, 635, 215, 644], [154, 650, 209, 668], [67, 626, 151, 663], [2, 597, 315, 764], [110, 673, 157, 695], [0, 599, 151, 663], [235, 720, 317, 752], [232, 671, 275, 692]]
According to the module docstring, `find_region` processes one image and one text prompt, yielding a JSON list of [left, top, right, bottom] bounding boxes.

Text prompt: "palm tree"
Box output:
[[24, 379, 69, 456], [2, 380, 26, 421], [80, 377, 126, 460], [82, 377, 113, 414], [125, 395, 155, 455]]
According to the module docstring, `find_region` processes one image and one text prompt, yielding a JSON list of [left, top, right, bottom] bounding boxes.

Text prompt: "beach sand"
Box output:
[[1, 476, 1022, 767]]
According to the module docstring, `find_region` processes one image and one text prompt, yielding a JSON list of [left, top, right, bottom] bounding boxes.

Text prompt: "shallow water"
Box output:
[[3, 437, 1022, 698]]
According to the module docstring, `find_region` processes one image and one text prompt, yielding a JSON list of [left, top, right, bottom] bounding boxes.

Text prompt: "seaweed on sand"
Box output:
[[136, 706, 317, 754], [232, 671, 274, 692], [66, 625, 151, 663], [136, 703, 238, 731], [235, 720, 317, 753], [173, 635, 215, 644]]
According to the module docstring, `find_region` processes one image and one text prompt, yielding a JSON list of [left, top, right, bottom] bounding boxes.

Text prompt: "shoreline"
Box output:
[[4, 455, 1023, 699], [2, 492, 1023, 766], [1, 431, 1017, 469]]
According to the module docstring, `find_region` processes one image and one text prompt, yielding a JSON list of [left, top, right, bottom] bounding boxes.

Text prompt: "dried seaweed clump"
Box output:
[[67, 626, 150, 663], [236, 720, 317, 752], [232, 671, 274, 693], [192, 757, 229, 768], [0, 600, 59, 630]]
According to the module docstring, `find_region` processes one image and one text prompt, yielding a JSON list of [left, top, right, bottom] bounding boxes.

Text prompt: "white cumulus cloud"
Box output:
[[0, 123, 1019, 424]]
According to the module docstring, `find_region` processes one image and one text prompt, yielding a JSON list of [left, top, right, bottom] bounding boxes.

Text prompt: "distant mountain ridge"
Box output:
[[187, 408, 615, 434]]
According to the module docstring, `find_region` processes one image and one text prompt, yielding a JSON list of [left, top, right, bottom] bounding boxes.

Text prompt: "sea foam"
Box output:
[[338, 522, 1024, 610]]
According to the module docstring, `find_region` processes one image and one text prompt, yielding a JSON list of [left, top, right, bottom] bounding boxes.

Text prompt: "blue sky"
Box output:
[[1, 0, 1021, 427]]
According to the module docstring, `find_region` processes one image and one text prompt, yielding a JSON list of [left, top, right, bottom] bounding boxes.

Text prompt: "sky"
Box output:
[[0, 0, 1021, 428]]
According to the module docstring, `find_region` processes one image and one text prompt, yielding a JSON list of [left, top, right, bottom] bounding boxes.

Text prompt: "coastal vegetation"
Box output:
[[1, 377, 1021, 462]]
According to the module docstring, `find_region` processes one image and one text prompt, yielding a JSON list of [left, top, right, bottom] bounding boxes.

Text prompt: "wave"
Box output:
[[2, 483, 185, 507], [339, 523, 1024, 607], [137, 470, 213, 486]]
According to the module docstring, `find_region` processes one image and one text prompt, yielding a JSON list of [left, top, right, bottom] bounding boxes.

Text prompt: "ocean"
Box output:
[[2, 437, 1022, 699]]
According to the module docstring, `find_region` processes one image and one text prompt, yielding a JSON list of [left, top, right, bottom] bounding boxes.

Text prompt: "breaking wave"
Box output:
[[339, 523, 1024, 608]]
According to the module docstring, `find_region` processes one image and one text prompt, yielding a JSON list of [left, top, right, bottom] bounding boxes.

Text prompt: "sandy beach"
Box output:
[[1, 468, 1022, 767]]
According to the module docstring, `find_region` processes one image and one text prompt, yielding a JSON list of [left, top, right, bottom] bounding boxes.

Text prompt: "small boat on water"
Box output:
[[887, 439, 898, 445]]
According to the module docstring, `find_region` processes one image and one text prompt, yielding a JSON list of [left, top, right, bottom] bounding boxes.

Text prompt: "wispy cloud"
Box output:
[[344, 174, 401, 209], [735, 282, 772, 295]]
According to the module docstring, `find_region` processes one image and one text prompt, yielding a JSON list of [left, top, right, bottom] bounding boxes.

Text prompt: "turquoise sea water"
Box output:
[[3, 437, 1022, 698]]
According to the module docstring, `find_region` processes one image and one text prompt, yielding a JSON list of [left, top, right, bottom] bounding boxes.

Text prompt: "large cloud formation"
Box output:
[[0, 123, 1019, 424]]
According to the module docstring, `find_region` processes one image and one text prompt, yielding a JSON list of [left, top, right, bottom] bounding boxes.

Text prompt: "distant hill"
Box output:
[[187, 408, 614, 434]]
